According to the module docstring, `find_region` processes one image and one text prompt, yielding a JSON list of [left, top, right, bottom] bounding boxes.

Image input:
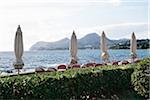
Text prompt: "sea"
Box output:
[[0, 49, 149, 71]]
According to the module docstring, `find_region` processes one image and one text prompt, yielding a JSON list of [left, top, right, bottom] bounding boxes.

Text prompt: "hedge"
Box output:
[[0, 60, 147, 99], [131, 57, 150, 99]]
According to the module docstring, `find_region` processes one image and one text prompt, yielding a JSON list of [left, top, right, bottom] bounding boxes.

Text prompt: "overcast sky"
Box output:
[[0, 0, 149, 51]]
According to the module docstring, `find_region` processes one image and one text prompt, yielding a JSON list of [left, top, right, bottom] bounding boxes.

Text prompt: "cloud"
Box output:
[[75, 22, 148, 39], [0, 0, 148, 51], [98, 23, 148, 39], [108, 0, 121, 6], [22, 22, 148, 51]]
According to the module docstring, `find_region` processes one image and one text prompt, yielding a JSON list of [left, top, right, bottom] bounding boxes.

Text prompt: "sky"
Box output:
[[0, 0, 149, 51]]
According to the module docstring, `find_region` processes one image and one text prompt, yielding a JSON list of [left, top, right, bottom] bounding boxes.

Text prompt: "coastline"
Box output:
[[0, 57, 143, 77], [0, 48, 149, 52]]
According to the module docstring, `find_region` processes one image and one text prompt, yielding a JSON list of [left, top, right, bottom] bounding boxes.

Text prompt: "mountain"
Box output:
[[78, 33, 114, 49], [30, 33, 103, 51], [29, 33, 126, 51], [30, 41, 49, 50], [30, 38, 69, 50], [46, 38, 69, 49], [29, 33, 149, 51], [78, 33, 100, 49]]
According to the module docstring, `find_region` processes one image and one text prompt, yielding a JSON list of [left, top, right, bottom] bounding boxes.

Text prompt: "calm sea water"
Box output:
[[0, 49, 149, 71]]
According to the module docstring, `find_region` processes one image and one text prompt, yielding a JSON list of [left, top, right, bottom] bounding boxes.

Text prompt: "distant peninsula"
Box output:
[[30, 33, 149, 51]]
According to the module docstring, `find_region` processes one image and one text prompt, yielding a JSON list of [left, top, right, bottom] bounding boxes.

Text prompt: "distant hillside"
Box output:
[[30, 38, 69, 50], [78, 33, 100, 49], [29, 33, 149, 51], [109, 39, 150, 49]]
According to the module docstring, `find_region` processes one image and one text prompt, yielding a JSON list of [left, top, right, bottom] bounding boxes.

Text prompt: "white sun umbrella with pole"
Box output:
[[13, 25, 24, 74], [101, 31, 109, 62], [70, 30, 78, 64], [130, 32, 137, 62]]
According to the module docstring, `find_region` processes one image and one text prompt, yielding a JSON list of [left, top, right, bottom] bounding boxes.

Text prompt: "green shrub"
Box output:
[[131, 57, 150, 99], [0, 65, 135, 99]]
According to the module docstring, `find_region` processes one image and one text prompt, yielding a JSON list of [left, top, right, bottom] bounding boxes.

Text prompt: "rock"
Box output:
[[0, 72, 9, 76], [47, 67, 56, 72], [6, 70, 13, 73], [134, 58, 141, 63], [81, 64, 86, 68], [119, 60, 130, 65], [112, 61, 119, 65], [102, 63, 107, 66], [128, 58, 141, 63], [35, 67, 45, 72]]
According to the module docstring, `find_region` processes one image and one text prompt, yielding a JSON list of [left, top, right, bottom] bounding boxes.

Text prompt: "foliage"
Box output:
[[109, 39, 149, 49], [131, 57, 150, 99], [1, 57, 149, 99]]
